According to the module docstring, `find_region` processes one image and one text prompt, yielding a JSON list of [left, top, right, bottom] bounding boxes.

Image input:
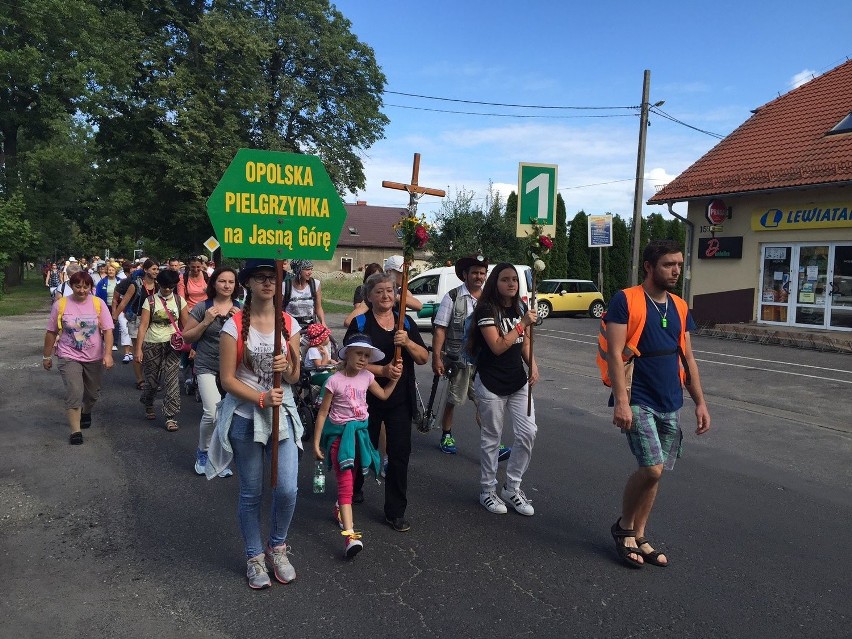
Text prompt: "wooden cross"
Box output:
[[382, 153, 446, 362]]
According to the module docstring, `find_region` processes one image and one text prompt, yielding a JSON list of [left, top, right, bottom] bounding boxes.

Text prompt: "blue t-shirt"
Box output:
[[604, 289, 696, 412]]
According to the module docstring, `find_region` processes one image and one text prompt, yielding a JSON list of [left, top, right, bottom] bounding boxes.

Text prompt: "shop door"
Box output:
[[793, 245, 829, 328], [828, 244, 852, 330]]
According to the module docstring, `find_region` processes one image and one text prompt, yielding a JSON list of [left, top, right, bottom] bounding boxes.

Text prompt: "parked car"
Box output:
[[535, 279, 605, 319], [406, 264, 534, 328]]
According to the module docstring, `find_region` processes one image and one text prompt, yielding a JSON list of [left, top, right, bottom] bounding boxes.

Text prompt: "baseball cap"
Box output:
[[384, 255, 405, 273]]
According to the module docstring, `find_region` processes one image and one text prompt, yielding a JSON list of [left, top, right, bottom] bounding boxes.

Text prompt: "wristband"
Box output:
[[516, 323, 525, 336], [258, 391, 265, 409]]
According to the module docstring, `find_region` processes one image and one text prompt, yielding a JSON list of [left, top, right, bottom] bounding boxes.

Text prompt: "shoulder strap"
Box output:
[[58, 296, 102, 330], [355, 313, 366, 332], [57, 296, 67, 330]]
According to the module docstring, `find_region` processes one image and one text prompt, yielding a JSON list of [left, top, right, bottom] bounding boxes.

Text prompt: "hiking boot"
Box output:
[[439, 432, 456, 454], [80, 413, 92, 429], [343, 531, 363, 559], [500, 484, 535, 516], [246, 554, 271, 589], [265, 544, 296, 584], [194, 449, 208, 475], [497, 444, 511, 462], [385, 516, 411, 532], [479, 490, 507, 514]]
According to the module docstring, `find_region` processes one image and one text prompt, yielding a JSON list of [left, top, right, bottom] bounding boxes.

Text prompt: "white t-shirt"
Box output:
[[221, 316, 302, 417]]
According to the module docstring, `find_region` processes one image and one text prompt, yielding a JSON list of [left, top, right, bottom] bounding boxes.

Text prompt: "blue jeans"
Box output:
[[229, 413, 299, 558]]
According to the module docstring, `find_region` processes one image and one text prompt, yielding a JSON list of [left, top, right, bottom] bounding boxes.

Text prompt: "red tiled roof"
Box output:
[[649, 59, 852, 203], [338, 203, 405, 248]]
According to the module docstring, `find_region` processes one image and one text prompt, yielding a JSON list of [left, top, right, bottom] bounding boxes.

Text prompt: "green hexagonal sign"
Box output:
[[206, 149, 347, 260]]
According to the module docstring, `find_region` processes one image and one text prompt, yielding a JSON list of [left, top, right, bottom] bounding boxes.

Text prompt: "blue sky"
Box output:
[[333, 1, 852, 221]]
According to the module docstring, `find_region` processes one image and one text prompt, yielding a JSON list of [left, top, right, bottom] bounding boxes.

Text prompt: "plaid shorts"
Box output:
[[624, 405, 682, 468]]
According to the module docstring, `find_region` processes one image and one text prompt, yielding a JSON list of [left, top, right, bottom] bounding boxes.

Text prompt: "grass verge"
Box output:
[[0, 270, 51, 316]]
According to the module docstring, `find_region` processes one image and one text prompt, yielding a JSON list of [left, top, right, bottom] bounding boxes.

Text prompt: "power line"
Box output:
[[384, 103, 637, 120], [650, 107, 726, 139], [385, 90, 637, 111]]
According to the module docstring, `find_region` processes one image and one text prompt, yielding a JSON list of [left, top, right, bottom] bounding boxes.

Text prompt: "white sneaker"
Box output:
[[500, 485, 535, 516], [479, 490, 507, 514], [246, 554, 271, 589]]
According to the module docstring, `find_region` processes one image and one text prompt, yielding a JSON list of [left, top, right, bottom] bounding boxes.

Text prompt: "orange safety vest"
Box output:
[[596, 285, 690, 388]]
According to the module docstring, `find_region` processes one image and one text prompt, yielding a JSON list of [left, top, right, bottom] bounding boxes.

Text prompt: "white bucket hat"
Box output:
[[337, 332, 385, 363]]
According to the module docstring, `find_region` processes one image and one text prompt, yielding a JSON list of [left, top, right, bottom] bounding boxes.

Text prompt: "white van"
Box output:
[[405, 264, 534, 328]]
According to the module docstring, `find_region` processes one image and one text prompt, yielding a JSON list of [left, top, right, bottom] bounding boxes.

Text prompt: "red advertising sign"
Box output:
[[706, 199, 728, 225]]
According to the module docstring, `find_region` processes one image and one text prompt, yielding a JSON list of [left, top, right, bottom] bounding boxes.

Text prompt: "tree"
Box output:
[[429, 189, 485, 267], [90, 0, 389, 255], [606, 214, 631, 299], [566, 211, 592, 279], [543, 193, 568, 279], [0, 193, 38, 293]]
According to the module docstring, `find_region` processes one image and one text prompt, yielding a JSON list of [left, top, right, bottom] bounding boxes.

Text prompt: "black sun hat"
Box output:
[[454, 255, 489, 280]]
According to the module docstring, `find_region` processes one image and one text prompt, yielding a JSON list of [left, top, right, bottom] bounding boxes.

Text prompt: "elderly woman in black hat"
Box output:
[[285, 259, 326, 326], [205, 259, 303, 590]]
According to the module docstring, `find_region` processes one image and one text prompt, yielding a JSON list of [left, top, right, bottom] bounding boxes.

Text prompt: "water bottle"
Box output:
[[312, 461, 326, 494]]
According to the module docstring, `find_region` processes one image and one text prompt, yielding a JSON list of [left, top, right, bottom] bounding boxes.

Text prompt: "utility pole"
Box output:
[[630, 70, 652, 286]]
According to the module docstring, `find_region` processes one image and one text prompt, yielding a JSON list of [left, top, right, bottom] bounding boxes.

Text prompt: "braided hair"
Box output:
[[240, 290, 253, 372]]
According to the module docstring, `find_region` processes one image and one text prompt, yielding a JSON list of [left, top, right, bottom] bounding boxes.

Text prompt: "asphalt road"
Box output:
[[1, 310, 850, 638]]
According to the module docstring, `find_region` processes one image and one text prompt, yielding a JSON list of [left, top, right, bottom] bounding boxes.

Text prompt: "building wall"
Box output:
[[686, 186, 852, 325]]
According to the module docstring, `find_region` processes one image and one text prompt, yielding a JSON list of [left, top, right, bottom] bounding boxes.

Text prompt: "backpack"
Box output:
[[57, 295, 103, 331], [124, 277, 152, 320], [230, 309, 293, 369], [354, 310, 410, 334], [283, 276, 316, 319], [596, 285, 690, 390], [183, 269, 209, 294]]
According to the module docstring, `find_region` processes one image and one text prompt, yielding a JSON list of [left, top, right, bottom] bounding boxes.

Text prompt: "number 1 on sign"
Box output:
[[525, 172, 549, 220]]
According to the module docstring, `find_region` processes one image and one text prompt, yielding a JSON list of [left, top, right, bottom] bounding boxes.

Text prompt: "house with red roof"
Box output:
[[649, 59, 852, 331], [313, 201, 428, 274]]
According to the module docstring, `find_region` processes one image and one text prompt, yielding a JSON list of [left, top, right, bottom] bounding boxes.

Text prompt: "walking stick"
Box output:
[[527, 267, 537, 416], [393, 258, 410, 365], [271, 259, 284, 487]]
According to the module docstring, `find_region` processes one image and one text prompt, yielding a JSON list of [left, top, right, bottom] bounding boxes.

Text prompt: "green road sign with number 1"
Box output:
[[517, 163, 557, 237]]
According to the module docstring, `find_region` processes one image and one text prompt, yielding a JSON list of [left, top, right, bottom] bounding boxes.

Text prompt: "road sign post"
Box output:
[[517, 163, 558, 238]]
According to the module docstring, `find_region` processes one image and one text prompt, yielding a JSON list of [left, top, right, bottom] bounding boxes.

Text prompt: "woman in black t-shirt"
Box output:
[[467, 263, 540, 517], [343, 271, 428, 532]]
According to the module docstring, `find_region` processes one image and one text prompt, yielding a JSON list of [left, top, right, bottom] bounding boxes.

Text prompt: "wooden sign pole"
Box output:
[[382, 153, 446, 363], [270, 259, 284, 487]]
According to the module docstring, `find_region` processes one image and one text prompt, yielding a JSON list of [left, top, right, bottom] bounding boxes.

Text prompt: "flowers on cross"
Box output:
[[538, 235, 553, 252], [394, 212, 430, 260]]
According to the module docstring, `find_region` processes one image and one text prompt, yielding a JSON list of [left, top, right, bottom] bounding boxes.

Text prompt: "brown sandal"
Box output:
[[165, 420, 179, 432], [145, 406, 156, 420], [635, 536, 668, 567]]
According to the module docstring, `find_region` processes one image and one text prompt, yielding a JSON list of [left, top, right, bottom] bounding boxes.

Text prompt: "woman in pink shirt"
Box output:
[[42, 270, 115, 444]]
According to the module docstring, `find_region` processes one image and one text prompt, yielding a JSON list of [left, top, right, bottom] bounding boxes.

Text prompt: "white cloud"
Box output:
[[790, 69, 819, 90]]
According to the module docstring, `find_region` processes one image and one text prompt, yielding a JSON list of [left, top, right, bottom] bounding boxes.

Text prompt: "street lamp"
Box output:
[[630, 68, 665, 286]]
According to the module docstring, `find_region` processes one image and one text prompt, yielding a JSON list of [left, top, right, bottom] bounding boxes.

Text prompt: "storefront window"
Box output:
[[759, 246, 790, 322]]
